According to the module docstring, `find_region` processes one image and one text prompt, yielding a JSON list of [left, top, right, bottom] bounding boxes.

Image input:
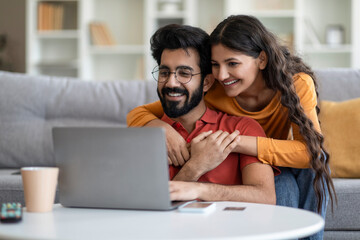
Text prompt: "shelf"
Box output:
[[35, 59, 78, 69], [245, 10, 296, 18], [36, 30, 79, 39], [155, 11, 187, 19], [304, 44, 353, 53], [90, 45, 145, 55], [25, 0, 359, 80], [39, 0, 78, 2]]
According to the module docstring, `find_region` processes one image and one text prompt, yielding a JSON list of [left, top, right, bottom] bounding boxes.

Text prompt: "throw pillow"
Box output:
[[319, 98, 360, 178]]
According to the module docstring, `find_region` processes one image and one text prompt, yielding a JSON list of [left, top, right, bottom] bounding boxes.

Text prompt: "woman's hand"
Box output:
[[189, 130, 240, 173], [145, 119, 189, 166], [164, 124, 190, 166]]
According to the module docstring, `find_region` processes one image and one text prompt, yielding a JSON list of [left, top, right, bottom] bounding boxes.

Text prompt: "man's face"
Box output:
[[157, 48, 203, 118]]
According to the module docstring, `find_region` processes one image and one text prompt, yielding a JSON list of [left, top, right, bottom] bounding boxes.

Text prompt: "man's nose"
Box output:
[[165, 72, 181, 87]]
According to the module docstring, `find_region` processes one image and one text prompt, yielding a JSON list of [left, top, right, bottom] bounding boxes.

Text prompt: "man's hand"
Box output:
[[189, 130, 240, 174], [170, 161, 276, 204], [169, 181, 201, 201]]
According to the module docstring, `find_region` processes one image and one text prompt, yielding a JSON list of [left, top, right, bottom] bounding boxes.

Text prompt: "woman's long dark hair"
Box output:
[[210, 15, 336, 213]]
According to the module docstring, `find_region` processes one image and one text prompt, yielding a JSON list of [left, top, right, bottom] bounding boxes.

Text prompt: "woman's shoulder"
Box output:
[[292, 72, 315, 91], [292, 72, 317, 109], [205, 81, 236, 109]]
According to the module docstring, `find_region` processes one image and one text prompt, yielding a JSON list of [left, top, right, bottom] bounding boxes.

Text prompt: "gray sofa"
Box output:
[[0, 69, 359, 239]]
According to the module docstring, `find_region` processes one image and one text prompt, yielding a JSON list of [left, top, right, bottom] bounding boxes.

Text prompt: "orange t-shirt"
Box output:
[[127, 73, 321, 168]]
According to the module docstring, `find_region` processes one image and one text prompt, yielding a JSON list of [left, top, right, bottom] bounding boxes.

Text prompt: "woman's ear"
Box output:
[[258, 51, 268, 70], [203, 74, 215, 92]]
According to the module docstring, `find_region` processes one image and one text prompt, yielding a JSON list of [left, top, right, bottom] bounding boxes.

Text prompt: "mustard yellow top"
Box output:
[[127, 72, 321, 168]]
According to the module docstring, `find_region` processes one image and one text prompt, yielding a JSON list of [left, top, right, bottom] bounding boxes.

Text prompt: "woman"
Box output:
[[127, 15, 335, 238]]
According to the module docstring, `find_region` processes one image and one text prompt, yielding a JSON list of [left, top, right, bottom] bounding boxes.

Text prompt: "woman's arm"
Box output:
[[127, 101, 190, 166], [149, 119, 190, 166], [127, 101, 164, 127], [257, 106, 320, 168], [231, 103, 319, 169]]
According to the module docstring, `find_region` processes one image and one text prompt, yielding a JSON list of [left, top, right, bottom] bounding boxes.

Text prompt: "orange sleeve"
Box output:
[[257, 73, 320, 168], [126, 101, 164, 127], [257, 137, 310, 168]]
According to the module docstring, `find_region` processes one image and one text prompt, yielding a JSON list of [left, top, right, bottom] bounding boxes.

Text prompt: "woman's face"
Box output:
[[211, 44, 265, 98]]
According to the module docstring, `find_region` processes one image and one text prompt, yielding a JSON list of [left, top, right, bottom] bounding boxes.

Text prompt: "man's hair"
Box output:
[[150, 24, 211, 81]]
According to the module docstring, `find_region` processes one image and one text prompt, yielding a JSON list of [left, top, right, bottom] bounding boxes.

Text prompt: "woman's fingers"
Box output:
[[191, 130, 213, 143], [223, 136, 240, 155], [166, 127, 190, 166], [220, 130, 240, 149]]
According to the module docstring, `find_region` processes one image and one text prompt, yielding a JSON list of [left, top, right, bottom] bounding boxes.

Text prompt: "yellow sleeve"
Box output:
[[126, 101, 164, 127], [257, 73, 320, 168]]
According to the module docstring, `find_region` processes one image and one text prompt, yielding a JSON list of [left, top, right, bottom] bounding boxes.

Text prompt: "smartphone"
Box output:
[[178, 202, 216, 213]]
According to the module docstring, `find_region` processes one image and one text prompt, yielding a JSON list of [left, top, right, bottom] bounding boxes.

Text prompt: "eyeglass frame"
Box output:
[[151, 65, 201, 84]]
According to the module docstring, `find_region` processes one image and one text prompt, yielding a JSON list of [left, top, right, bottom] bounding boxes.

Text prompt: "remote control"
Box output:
[[1, 203, 22, 223]]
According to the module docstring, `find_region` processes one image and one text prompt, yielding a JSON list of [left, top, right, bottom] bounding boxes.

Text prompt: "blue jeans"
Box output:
[[275, 167, 329, 240]]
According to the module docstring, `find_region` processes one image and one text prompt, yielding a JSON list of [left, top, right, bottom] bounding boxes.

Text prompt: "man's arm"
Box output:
[[170, 162, 276, 204]]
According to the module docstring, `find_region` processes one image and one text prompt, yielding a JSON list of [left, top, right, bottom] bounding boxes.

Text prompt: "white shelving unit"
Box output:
[[144, 0, 197, 80], [26, 0, 81, 78], [26, 0, 360, 81], [27, 0, 198, 81], [222, 0, 301, 55], [300, 0, 356, 68], [82, 0, 146, 81]]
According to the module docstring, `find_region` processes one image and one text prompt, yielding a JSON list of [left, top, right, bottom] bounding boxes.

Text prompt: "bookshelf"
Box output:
[[222, 0, 299, 52], [300, 0, 357, 68], [144, 0, 197, 80], [27, 0, 80, 77], [207, 0, 359, 69], [26, 0, 360, 81]]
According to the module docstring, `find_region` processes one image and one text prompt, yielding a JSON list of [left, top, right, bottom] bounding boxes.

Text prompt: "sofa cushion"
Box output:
[[324, 231, 360, 240], [316, 68, 360, 101], [0, 169, 24, 204], [0, 169, 59, 206], [325, 178, 360, 231], [320, 98, 360, 178], [0, 71, 158, 168]]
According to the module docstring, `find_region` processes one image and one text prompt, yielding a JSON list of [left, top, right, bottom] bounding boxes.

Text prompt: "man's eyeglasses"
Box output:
[[151, 66, 201, 84]]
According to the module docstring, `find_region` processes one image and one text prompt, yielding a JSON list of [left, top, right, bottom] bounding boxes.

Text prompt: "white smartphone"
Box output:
[[178, 202, 216, 213]]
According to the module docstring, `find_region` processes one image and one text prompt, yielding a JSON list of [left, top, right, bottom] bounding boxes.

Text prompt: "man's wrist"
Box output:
[[185, 158, 208, 179], [173, 159, 204, 181], [195, 182, 207, 200]]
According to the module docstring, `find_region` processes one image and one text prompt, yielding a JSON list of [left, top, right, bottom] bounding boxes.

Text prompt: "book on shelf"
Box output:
[[37, 2, 65, 31], [89, 22, 117, 46]]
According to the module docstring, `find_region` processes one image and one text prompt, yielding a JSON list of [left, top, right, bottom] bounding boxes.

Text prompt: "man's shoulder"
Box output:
[[216, 110, 259, 125], [214, 110, 264, 135]]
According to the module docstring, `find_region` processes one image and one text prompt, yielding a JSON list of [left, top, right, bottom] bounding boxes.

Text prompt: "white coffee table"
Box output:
[[0, 202, 324, 240]]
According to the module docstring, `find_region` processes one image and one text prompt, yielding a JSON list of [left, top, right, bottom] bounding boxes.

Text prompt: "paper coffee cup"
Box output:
[[21, 167, 59, 213]]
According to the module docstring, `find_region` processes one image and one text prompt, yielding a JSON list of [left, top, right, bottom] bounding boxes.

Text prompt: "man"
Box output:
[[148, 24, 276, 204]]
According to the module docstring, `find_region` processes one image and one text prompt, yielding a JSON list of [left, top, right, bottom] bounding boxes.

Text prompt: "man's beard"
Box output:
[[157, 83, 203, 118]]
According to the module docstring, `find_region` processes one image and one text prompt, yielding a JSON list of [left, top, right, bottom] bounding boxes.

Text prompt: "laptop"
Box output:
[[52, 127, 185, 211]]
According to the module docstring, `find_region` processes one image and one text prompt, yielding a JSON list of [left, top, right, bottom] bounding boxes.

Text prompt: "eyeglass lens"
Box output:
[[152, 66, 194, 84]]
